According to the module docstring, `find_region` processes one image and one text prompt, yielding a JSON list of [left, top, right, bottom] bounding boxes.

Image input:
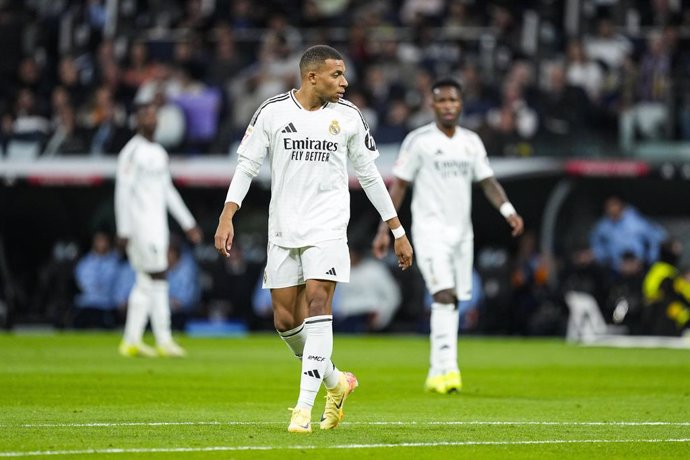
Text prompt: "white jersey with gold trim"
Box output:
[[393, 123, 494, 243], [234, 90, 389, 248]]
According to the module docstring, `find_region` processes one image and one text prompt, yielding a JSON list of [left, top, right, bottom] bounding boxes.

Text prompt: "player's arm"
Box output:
[[164, 167, 202, 245], [215, 114, 268, 257], [114, 151, 136, 250], [478, 177, 524, 237], [372, 178, 409, 259]]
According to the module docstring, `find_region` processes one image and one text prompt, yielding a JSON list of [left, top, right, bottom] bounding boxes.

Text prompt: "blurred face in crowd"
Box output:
[[92, 232, 111, 255], [310, 58, 348, 103], [431, 85, 463, 130], [604, 197, 624, 221]]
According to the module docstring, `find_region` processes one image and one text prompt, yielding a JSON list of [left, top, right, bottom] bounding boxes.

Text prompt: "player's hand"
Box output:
[[393, 235, 413, 270], [507, 214, 524, 237], [371, 228, 391, 259], [214, 217, 234, 257], [185, 226, 203, 245]]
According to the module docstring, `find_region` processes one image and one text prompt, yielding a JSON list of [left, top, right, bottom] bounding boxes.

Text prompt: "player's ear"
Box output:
[[308, 71, 317, 85]]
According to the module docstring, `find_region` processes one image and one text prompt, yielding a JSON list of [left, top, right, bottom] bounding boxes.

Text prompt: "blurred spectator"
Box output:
[[584, 17, 633, 72], [167, 237, 201, 330], [510, 231, 550, 335], [73, 231, 120, 329], [43, 105, 92, 156], [171, 65, 222, 154], [375, 99, 410, 144], [537, 61, 590, 155], [619, 31, 672, 150], [335, 244, 401, 332], [642, 239, 690, 336], [487, 79, 538, 140], [566, 39, 605, 104], [458, 62, 498, 131], [589, 196, 667, 276], [78, 86, 130, 155], [207, 242, 262, 327], [122, 41, 157, 91]]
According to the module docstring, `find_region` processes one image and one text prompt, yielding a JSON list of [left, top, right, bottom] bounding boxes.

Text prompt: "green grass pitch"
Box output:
[[0, 333, 688, 459]]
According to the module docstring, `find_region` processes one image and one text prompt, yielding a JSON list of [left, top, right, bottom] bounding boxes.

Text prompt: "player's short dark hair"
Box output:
[[431, 78, 463, 96], [299, 45, 343, 76]]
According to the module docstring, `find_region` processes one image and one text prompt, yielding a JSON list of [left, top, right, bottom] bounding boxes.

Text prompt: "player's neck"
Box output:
[[138, 130, 154, 142], [293, 88, 324, 111], [435, 122, 456, 138]]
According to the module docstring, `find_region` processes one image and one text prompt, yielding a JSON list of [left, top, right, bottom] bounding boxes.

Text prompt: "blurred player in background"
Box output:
[[373, 78, 524, 394], [115, 103, 202, 358], [214, 45, 413, 432]]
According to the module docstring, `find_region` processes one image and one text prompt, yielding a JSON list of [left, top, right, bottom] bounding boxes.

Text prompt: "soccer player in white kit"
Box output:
[[115, 104, 202, 358], [372, 78, 524, 394], [214, 45, 414, 433]]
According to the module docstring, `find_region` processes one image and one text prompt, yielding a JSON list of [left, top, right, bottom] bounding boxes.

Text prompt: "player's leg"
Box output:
[[302, 240, 357, 430], [149, 269, 185, 357], [442, 240, 474, 392], [120, 270, 156, 357], [416, 241, 458, 393]]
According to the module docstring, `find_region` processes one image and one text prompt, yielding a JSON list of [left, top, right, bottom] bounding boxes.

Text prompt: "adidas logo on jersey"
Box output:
[[281, 122, 297, 133], [325, 267, 337, 276]]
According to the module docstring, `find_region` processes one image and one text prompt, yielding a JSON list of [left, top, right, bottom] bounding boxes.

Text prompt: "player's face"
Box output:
[[314, 59, 348, 103], [431, 86, 463, 128]]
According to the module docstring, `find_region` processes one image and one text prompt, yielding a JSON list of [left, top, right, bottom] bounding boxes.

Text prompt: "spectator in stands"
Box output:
[[566, 39, 605, 104], [335, 243, 401, 332], [73, 231, 120, 329], [167, 236, 201, 330], [122, 41, 156, 92], [589, 196, 667, 276], [43, 105, 92, 156], [537, 61, 590, 155], [79, 86, 130, 155], [619, 31, 672, 150], [584, 16, 633, 73], [375, 99, 411, 144]]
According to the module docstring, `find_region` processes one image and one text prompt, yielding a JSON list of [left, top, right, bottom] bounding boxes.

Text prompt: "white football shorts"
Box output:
[[263, 239, 350, 289], [126, 237, 168, 273], [414, 237, 473, 301]]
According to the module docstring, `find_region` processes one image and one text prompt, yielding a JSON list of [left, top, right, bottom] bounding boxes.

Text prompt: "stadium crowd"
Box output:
[[0, 0, 689, 159]]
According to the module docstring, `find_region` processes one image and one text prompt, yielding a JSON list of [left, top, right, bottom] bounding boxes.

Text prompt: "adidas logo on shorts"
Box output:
[[325, 267, 337, 276]]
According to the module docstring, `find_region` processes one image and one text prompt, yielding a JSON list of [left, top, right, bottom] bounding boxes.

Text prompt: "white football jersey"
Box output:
[[393, 123, 494, 243], [115, 134, 196, 242], [236, 90, 383, 247]]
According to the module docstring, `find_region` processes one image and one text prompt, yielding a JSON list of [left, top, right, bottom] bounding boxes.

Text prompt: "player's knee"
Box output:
[[433, 290, 456, 305]]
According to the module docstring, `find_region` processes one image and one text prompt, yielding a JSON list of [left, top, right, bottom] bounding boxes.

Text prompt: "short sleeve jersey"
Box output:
[[238, 90, 379, 247], [393, 123, 494, 242]]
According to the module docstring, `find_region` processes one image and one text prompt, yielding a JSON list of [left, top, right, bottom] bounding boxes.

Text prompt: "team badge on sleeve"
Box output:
[[329, 120, 340, 135], [239, 125, 254, 148]]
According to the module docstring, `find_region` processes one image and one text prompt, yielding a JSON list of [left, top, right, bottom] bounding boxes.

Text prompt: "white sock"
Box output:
[[123, 273, 152, 345], [429, 302, 459, 377], [278, 322, 341, 389], [296, 315, 333, 409], [150, 279, 173, 346]]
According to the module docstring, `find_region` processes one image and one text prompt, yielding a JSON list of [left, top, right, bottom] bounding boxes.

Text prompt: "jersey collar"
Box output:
[[290, 89, 329, 111]]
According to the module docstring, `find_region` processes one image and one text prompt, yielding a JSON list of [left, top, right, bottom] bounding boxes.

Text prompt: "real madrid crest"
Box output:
[[329, 120, 340, 135]]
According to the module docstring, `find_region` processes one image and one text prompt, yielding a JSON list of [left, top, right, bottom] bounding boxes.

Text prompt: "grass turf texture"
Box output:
[[0, 333, 688, 459]]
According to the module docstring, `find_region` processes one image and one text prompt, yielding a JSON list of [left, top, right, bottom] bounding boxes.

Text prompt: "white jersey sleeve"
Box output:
[[392, 131, 423, 182], [114, 143, 137, 238], [225, 103, 271, 207], [470, 132, 494, 182], [164, 167, 196, 231], [347, 109, 397, 222]]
